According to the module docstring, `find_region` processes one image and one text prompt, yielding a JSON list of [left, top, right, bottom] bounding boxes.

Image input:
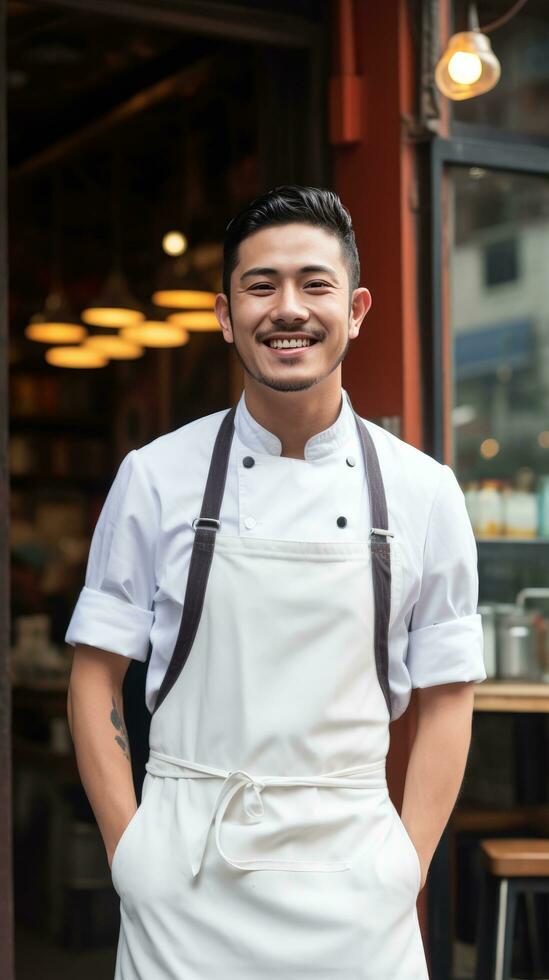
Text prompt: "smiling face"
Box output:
[[215, 223, 371, 394]]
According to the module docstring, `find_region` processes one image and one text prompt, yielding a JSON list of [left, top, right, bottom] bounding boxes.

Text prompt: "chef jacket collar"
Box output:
[[235, 388, 355, 461]]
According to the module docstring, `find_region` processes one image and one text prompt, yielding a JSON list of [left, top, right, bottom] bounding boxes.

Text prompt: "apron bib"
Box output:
[[110, 406, 428, 979]]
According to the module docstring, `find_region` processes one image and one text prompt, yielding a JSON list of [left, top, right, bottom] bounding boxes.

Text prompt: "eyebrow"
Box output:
[[239, 264, 339, 282]]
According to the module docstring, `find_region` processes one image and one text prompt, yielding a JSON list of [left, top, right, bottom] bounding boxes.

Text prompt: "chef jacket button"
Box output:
[[337, 516, 348, 528], [244, 517, 257, 530], [346, 455, 356, 467], [243, 456, 255, 468]]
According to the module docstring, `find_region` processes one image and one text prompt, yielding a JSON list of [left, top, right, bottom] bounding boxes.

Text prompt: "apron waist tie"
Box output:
[[146, 748, 387, 878]]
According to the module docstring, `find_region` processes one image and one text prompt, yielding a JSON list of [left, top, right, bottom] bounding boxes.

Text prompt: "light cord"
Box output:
[[479, 0, 529, 34]]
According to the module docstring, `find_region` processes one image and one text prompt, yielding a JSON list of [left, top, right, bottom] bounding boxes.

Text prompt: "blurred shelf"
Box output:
[[474, 680, 549, 713], [11, 415, 109, 435], [451, 803, 549, 834], [10, 474, 108, 492], [476, 538, 549, 567], [476, 537, 549, 545]]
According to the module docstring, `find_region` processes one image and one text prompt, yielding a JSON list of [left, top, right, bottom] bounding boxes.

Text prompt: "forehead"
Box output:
[[234, 223, 344, 274]]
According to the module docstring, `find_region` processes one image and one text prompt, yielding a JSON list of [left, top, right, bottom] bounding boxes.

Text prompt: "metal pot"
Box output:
[[497, 609, 539, 680]]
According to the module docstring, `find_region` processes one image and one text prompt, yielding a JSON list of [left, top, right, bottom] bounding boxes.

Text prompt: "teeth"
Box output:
[[268, 338, 312, 349]]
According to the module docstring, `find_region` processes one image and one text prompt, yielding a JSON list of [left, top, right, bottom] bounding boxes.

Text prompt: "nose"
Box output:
[[269, 284, 309, 325]]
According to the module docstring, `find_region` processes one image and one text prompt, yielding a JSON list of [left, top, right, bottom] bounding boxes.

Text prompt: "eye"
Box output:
[[305, 280, 331, 289], [248, 283, 274, 291]]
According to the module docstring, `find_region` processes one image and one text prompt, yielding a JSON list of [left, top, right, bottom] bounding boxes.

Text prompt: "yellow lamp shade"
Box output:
[[152, 289, 217, 310], [26, 323, 87, 344], [45, 346, 108, 369], [82, 307, 145, 328], [121, 322, 190, 348], [166, 310, 220, 332], [84, 335, 144, 359], [435, 31, 500, 100]]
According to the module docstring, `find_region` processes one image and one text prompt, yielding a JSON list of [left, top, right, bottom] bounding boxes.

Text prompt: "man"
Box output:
[[66, 185, 485, 979]]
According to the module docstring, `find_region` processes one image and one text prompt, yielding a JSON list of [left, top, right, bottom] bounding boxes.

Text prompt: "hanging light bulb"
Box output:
[[120, 322, 190, 348], [435, 1, 530, 101], [83, 334, 144, 359], [45, 346, 108, 369], [435, 3, 501, 100], [166, 310, 220, 332]]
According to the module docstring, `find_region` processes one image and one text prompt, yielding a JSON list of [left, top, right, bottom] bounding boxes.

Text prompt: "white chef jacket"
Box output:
[[65, 388, 486, 719]]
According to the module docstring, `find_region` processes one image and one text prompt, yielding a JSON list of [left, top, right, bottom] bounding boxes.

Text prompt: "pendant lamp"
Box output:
[[83, 334, 144, 359], [26, 172, 86, 346], [46, 346, 108, 369], [82, 270, 145, 328], [166, 310, 220, 332], [435, 1, 528, 101], [152, 244, 216, 312], [26, 289, 86, 344], [120, 322, 190, 348], [152, 283, 217, 310], [151, 240, 216, 310], [82, 146, 145, 328]]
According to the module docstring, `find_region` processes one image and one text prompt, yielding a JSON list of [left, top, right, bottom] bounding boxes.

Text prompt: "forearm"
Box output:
[[401, 681, 475, 884], [67, 645, 137, 867]]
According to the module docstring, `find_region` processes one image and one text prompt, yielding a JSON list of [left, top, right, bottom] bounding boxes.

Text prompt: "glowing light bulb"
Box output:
[[162, 231, 187, 256], [448, 51, 483, 85]]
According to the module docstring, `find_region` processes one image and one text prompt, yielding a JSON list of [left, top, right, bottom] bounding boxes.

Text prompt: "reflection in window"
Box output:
[[448, 167, 549, 538], [452, 0, 549, 140]]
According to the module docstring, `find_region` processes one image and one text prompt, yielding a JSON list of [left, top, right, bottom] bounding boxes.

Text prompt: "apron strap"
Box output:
[[152, 406, 237, 714], [153, 402, 393, 720], [353, 413, 393, 719]]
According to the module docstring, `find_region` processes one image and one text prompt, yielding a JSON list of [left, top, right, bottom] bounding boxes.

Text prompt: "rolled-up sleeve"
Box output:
[[406, 464, 486, 688], [65, 449, 157, 661]]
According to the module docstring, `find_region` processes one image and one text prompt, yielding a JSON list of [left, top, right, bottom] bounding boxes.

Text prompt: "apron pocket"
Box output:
[[390, 805, 421, 896], [111, 775, 153, 894]]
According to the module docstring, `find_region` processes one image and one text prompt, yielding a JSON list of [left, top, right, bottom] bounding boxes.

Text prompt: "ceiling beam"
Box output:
[[27, 0, 319, 49], [10, 56, 214, 180]]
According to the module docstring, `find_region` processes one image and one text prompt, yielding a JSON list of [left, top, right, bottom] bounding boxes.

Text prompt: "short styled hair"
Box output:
[[222, 185, 360, 300]]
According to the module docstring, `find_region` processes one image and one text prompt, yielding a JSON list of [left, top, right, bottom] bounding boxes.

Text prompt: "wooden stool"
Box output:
[[475, 838, 549, 980]]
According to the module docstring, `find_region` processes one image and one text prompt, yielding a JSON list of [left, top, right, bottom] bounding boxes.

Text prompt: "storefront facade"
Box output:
[[2, 1, 549, 977]]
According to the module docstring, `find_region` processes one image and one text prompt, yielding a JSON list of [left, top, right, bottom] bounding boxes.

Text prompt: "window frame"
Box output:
[[430, 135, 549, 464]]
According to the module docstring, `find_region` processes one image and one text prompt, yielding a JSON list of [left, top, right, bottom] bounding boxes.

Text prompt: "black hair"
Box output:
[[222, 185, 360, 301]]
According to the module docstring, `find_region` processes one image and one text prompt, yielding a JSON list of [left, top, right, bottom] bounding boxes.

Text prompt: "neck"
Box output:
[[243, 374, 344, 459]]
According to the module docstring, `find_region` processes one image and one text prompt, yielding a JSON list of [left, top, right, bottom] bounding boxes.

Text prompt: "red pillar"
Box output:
[[333, 0, 423, 448]]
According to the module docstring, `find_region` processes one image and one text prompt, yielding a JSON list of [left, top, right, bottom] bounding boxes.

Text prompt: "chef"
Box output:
[[66, 185, 486, 979]]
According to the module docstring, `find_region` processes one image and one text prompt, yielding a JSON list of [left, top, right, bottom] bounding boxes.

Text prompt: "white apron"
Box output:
[[110, 405, 428, 979]]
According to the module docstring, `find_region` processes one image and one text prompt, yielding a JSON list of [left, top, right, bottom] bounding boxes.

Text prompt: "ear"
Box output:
[[348, 287, 372, 340], [215, 293, 234, 343]]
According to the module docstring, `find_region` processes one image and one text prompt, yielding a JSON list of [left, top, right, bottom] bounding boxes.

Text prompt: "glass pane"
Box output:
[[452, 0, 549, 140], [448, 166, 549, 540]]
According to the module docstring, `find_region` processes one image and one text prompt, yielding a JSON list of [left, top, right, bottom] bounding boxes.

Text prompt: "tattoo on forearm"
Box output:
[[110, 695, 130, 760]]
